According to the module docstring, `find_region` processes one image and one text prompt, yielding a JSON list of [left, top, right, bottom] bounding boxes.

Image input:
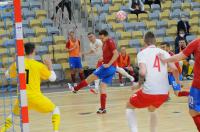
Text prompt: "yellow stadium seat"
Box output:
[[106, 14, 116, 23], [119, 32, 132, 40], [190, 26, 199, 34], [139, 39, 144, 46], [0, 21, 4, 29], [190, 11, 200, 18], [9, 48, 16, 55], [122, 0, 129, 5], [127, 14, 138, 22], [48, 45, 61, 53], [61, 62, 70, 69], [54, 53, 69, 62], [144, 4, 151, 12], [138, 13, 148, 22], [166, 27, 177, 36], [118, 40, 130, 48], [35, 27, 47, 37], [0, 38, 9, 46], [2, 56, 14, 65], [60, 44, 66, 52], [198, 28, 200, 35], [0, 77, 8, 86], [35, 10, 47, 20], [0, 48, 7, 55], [6, 20, 13, 30], [29, 37, 42, 44], [23, 38, 29, 43], [112, 0, 123, 5], [30, 19, 41, 28], [112, 23, 124, 32], [42, 54, 53, 60], [126, 48, 137, 55], [109, 5, 120, 14], [189, 18, 199, 26], [53, 36, 66, 45], [82, 61, 89, 69], [132, 31, 143, 39], [146, 21, 156, 30], [181, 3, 191, 11], [160, 11, 170, 21], [167, 19, 177, 28], [161, 2, 171, 11]]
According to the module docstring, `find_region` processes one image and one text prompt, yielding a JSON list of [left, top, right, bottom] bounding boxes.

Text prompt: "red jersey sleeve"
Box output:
[[182, 38, 199, 57], [108, 39, 116, 52], [66, 40, 70, 49]]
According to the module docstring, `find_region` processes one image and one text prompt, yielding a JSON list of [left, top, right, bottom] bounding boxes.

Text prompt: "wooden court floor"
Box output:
[[2, 81, 196, 132]]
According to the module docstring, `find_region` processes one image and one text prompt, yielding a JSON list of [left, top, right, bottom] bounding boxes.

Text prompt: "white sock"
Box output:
[[126, 109, 138, 132], [117, 67, 134, 82], [94, 79, 100, 90], [149, 112, 157, 132], [53, 106, 60, 115]]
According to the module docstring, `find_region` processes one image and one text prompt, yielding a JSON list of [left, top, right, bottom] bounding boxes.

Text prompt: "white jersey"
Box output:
[[137, 45, 171, 95], [89, 39, 103, 59]]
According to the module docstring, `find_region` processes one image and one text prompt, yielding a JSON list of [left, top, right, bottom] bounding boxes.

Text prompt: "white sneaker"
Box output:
[[68, 83, 76, 93], [120, 83, 124, 87], [74, 83, 77, 87]]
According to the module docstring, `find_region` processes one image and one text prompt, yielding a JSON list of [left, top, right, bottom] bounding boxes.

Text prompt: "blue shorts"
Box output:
[[168, 73, 182, 91], [69, 57, 82, 69], [189, 87, 200, 112], [93, 65, 116, 84]]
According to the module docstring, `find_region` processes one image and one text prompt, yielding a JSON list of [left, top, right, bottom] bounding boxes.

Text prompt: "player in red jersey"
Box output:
[[160, 42, 189, 97], [159, 38, 200, 131], [126, 32, 180, 132], [68, 30, 119, 114]]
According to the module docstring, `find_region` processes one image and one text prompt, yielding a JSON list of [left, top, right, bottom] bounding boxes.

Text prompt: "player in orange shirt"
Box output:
[[117, 47, 135, 86], [66, 30, 84, 86], [0, 43, 60, 132]]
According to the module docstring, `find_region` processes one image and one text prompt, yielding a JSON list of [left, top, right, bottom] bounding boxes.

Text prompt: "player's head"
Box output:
[[25, 43, 35, 56], [144, 31, 156, 46], [160, 42, 170, 51], [69, 30, 75, 40], [120, 46, 126, 55], [99, 30, 108, 42], [178, 38, 187, 49], [87, 32, 96, 43]]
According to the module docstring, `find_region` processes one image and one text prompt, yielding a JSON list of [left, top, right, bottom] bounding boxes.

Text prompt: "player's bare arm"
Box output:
[[159, 52, 187, 63], [43, 56, 53, 70], [168, 62, 180, 84], [103, 49, 119, 68]]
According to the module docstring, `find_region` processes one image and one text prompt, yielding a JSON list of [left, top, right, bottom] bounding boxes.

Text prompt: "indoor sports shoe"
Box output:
[[96, 108, 106, 114], [67, 83, 76, 93], [89, 88, 98, 94]]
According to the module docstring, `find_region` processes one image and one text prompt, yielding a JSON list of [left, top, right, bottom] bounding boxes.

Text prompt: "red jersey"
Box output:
[[168, 51, 182, 73], [183, 38, 200, 89], [102, 38, 117, 66]]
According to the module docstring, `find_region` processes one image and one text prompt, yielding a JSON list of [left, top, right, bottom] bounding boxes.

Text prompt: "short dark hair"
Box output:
[[144, 31, 156, 45], [24, 43, 35, 55], [161, 42, 170, 47], [88, 32, 94, 36], [99, 30, 108, 36]]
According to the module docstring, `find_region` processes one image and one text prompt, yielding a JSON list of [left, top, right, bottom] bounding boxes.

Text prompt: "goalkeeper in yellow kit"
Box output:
[[0, 43, 60, 132]]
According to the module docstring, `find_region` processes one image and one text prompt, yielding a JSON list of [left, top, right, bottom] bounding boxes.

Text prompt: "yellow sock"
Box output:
[[187, 65, 193, 75], [52, 114, 60, 132], [0, 117, 13, 132]]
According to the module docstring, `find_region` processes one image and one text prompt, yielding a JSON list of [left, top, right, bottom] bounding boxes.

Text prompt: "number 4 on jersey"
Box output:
[[153, 56, 161, 72]]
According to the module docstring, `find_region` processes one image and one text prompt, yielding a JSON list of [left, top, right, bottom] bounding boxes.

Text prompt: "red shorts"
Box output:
[[129, 89, 169, 108]]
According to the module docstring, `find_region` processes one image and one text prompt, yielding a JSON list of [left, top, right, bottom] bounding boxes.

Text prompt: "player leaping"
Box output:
[[68, 30, 119, 114], [0, 43, 60, 132]]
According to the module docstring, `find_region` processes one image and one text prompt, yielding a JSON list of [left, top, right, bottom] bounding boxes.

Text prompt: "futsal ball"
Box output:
[[116, 11, 127, 21]]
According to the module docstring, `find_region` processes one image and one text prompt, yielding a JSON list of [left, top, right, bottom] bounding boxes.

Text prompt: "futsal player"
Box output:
[[68, 30, 119, 114], [126, 32, 180, 132], [0, 43, 60, 132], [66, 30, 84, 86], [160, 42, 189, 97], [159, 38, 200, 131]]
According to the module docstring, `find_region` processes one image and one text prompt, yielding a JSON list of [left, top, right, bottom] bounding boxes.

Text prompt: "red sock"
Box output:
[[119, 74, 123, 83], [178, 91, 190, 97], [100, 94, 107, 109], [193, 115, 200, 131], [79, 72, 85, 80], [71, 74, 76, 83], [74, 80, 88, 91]]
